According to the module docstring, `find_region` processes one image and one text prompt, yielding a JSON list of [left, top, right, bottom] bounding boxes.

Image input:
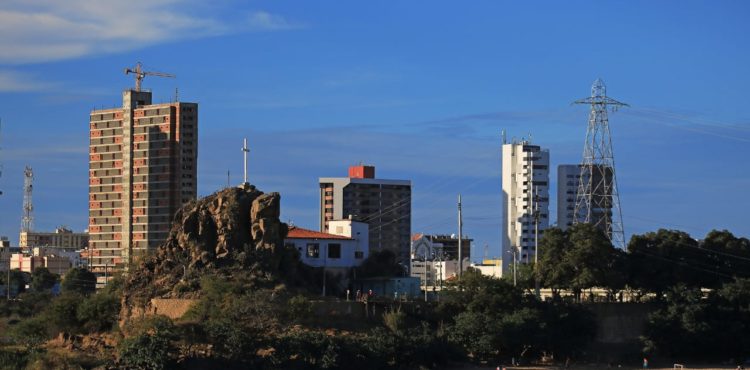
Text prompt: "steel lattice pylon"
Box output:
[[573, 79, 627, 248]]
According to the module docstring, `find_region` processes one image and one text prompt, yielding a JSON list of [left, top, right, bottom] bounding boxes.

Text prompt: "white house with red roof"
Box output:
[[285, 219, 369, 272]]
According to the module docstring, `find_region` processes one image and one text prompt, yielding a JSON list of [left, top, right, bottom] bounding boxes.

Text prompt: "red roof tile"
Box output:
[[286, 226, 352, 240]]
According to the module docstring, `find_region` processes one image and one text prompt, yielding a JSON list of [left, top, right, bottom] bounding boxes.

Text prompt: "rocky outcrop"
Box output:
[[122, 185, 288, 313]]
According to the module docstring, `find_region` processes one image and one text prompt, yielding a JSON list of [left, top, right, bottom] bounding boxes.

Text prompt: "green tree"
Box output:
[[118, 315, 177, 370], [10, 316, 48, 352], [30, 267, 59, 292], [566, 224, 621, 301], [538, 227, 572, 297], [42, 292, 83, 335], [1, 270, 30, 296], [61, 268, 97, 295], [642, 278, 750, 361], [627, 229, 702, 298], [77, 291, 121, 333], [538, 224, 623, 301], [700, 230, 750, 287], [449, 310, 501, 361]]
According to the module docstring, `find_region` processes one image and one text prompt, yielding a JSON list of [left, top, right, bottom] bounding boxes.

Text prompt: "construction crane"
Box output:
[[124, 62, 175, 92], [21, 166, 33, 233]]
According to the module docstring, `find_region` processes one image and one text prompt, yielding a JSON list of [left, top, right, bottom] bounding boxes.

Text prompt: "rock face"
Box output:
[[122, 185, 288, 310]]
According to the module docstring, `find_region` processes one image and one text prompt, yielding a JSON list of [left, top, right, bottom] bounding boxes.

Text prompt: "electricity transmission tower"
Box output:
[[22, 166, 34, 233], [573, 79, 627, 248]]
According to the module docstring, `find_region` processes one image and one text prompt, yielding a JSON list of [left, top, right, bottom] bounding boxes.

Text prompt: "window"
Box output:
[[307, 243, 319, 258], [328, 243, 341, 259], [355, 251, 364, 259]]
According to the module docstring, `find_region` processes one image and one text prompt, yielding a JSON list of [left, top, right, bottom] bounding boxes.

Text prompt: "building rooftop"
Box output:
[[286, 226, 352, 240]]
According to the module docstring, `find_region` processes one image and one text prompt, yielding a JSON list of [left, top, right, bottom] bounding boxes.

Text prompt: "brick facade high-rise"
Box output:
[[89, 90, 197, 285]]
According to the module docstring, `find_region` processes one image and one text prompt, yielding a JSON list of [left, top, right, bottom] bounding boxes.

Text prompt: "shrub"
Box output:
[[118, 315, 176, 370], [77, 291, 121, 333], [382, 307, 407, 336], [288, 294, 312, 322], [61, 268, 97, 295]]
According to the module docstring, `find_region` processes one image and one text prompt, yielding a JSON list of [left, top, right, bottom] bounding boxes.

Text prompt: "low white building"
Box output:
[[471, 259, 503, 278], [285, 219, 369, 274], [32, 247, 86, 268], [411, 258, 470, 289]]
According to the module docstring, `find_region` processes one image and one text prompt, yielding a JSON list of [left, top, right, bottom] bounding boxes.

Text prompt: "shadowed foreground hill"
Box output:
[[121, 185, 293, 318]]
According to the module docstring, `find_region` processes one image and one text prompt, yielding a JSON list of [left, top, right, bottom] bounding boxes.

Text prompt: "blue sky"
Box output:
[[0, 1, 748, 260]]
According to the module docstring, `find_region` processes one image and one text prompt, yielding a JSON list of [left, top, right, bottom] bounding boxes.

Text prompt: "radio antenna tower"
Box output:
[[573, 79, 628, 248], [22, 166, 34, 232]]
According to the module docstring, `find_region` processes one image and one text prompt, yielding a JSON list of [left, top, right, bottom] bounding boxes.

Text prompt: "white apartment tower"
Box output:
[[557, 164, 582, 230], [501, 140, 550, 275]]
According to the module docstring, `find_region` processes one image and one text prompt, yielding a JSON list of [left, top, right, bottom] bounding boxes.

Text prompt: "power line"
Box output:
[[630, 249, 736, 280]]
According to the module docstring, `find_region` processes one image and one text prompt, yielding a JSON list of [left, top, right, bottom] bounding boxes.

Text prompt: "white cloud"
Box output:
[[247, 11, 302, 31], [0, 69, 55, 92], [0, 0, 300, 64]]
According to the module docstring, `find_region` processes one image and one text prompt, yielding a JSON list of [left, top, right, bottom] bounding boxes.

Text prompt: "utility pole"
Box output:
[[507, 248, 517, 287], [424, 250, 428, 302], [322, 244, 327, 297], [534, 188, 541, 298], [241, 138, 250, 185], [457, 194, 463, 280], [0, 118, 3, 199], [573, 79, 628, 248]]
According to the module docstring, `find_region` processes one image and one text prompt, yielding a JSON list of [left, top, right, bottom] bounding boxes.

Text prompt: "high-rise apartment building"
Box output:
[[89, 89, 197, 284], [557, 164, 581, 230], [319, 165, 411, 265], [501, 140, 550, 274], [557, 163, 613, 234]]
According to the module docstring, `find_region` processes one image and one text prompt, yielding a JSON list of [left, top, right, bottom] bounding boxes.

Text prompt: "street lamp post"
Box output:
[[507, 249, 518, 287]]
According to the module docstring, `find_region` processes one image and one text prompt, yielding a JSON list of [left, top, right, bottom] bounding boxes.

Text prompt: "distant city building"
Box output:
[[32, 247, 86, 269], [470, 259, 503, 278], [410, 234, 470, 289], [557, 164, 614, 234], [10, 254, 43, 273], [0, 239, 19, 272], [284, 219, 369, 273], [411, 233, 472, 261], [10, 248, 78, 275], [89, 88, 197, 285], [501, 139, 550, 275], [19, 227, 88, 250], [319, 165, 411, 265], [557, 164, 582, 230]]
